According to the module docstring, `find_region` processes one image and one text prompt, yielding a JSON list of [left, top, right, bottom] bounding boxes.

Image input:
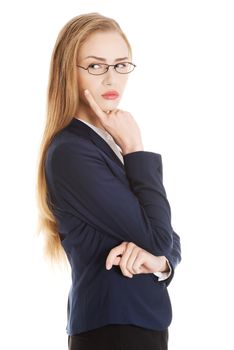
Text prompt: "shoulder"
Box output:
[[45, 129, 100, 169]]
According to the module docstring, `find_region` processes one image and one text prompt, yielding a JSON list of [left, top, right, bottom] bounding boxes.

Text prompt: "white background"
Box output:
[[0, 1, 233, 349]]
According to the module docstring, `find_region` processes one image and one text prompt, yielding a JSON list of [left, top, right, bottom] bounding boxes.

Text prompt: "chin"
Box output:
[[101, 101, 119, 113]]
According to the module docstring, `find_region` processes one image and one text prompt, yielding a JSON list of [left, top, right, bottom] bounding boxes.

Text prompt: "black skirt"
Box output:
[[68, 324, 168, 350]]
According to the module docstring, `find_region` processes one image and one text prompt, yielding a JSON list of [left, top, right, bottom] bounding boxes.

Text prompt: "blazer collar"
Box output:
[[66, 117, 124, 169]]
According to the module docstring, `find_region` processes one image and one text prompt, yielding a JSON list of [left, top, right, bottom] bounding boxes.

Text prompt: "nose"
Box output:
[[102, 66, 117, 85]]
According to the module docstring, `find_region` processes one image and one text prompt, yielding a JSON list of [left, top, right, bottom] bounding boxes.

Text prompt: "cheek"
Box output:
[[118, 76, 128, 91], [77, 73, 88, 91], [77, 74, 99, 95]]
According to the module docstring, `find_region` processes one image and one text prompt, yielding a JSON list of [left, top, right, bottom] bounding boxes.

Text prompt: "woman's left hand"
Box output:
[[105, 241, 168, 278]]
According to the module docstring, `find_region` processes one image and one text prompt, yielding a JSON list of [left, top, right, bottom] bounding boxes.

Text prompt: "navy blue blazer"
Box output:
[[45, 117, 181, 335]]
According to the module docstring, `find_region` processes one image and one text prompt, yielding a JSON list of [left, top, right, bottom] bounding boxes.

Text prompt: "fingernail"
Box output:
[[106, 265, 111, 270], [84, 89, 89, 95]]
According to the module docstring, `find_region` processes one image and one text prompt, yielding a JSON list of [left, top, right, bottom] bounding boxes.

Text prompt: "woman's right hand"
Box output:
[[83, 89, 144, 155]]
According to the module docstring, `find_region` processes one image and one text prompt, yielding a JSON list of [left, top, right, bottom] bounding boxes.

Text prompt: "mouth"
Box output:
[[101, 90, 119, 100]]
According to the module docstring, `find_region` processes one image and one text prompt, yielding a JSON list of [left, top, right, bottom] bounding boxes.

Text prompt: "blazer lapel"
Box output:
[[67, 118, 125, 169]]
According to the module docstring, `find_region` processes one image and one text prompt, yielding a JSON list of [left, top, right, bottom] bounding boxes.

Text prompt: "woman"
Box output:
[[36, 12, 181, 350]]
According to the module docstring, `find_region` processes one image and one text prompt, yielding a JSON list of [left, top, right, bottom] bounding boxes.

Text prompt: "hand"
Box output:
[[105, 241, 168, 278], [84, 89, 144, 155]]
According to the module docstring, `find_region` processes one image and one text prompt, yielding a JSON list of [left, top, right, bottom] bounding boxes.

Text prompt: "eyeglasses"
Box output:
[[76, 62, 136, 75]]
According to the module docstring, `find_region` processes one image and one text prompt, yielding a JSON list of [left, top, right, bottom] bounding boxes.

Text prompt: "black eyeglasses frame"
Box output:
[[76, 62, 136, 75]]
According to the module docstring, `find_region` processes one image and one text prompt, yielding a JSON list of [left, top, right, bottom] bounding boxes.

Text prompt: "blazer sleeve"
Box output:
[[163, 230, 181, 286], [46, 140, 181, 263]]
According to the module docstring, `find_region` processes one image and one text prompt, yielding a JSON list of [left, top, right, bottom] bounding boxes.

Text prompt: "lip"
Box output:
[[101, 90, 119, 100]]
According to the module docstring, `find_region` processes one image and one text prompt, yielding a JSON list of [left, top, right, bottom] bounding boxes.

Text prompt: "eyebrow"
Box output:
[[84, 55, 129, 62]]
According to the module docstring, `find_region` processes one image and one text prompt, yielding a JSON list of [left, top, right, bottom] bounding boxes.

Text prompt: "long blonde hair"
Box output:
[[35, 13, 132, 267]]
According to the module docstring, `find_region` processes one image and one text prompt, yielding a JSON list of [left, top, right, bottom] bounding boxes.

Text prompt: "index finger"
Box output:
[[106, 242, 127, 270], [84, 89, 108, 121]]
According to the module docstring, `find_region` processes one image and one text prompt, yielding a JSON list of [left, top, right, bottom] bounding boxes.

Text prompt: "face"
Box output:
[[76, 31, 131, 119]]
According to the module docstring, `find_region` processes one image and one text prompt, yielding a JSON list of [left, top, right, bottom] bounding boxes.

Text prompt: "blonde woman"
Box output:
[[36, 12, 181, 350]]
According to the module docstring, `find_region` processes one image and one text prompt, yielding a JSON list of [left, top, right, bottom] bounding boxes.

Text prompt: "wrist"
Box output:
[[122, 144, 144, 155], [158, 256, 169, 273]]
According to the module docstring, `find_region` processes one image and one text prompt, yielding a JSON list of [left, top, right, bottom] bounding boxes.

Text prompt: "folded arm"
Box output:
[[46, 140, 181, 284]]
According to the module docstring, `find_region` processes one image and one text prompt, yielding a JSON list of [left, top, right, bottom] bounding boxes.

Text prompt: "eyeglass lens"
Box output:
[[88, 62, 135, 75]]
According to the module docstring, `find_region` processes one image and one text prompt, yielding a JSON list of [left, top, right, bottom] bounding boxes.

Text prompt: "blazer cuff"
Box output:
[[153, 258, 172, 281]]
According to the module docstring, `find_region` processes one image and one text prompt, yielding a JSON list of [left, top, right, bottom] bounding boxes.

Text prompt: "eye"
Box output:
[[88, 63, 102, 69], [115, 62, 128, 68]]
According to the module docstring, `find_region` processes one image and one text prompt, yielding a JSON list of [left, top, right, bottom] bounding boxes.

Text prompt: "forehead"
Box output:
[[78, 31, 130, 61]]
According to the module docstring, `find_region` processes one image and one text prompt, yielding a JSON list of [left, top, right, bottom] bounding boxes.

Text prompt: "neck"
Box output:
[[75, 103, 106, 131]]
